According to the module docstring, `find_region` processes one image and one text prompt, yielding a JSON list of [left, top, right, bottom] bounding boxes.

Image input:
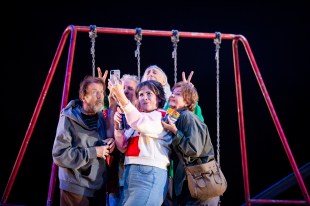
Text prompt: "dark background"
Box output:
[[2, 1, 309, 205]]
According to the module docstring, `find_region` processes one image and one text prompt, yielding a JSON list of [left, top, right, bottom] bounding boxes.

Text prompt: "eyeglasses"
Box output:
[[88, 90, 104, 97]]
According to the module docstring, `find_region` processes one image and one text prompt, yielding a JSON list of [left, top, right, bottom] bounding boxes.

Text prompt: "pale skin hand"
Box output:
[[107, 78, 129, 107], [95, 137, 116, 159], [103, 137, 116, 153], [108, 90, 118, 109], [97, 67, 109, 83], [113, 107, 123, 125], [182, 71, 194, 84], [95, 145, 110, 160], [162, 117, 178, 135]]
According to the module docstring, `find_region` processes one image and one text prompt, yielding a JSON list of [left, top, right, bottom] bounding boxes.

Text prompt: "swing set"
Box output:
[[1, 25, 309, 206]]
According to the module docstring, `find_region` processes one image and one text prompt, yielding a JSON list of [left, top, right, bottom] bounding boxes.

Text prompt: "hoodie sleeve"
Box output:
[[52, 114, 97, 169]]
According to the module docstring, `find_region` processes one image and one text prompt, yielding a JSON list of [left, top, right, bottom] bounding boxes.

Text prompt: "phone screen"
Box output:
[[109, 70, 121, 84]]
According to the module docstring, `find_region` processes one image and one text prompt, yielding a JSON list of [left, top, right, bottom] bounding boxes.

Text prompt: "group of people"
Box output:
[[52, 65, 219, 206]]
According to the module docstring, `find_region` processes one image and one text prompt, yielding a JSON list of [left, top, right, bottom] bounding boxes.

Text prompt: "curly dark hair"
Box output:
[[136, 80, 166, 109]]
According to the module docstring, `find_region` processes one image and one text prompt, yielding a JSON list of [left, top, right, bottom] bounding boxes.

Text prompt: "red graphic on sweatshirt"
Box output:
[[126, 135, 140, 156]]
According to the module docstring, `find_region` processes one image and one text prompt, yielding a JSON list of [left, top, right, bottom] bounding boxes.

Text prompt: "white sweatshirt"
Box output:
[[114, 102, 172, 170]]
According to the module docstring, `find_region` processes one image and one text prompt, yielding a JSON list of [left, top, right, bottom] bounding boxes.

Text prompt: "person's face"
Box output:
[[138, 85, 159, 112], [82, 83, 105, 113], [169, 86, 187, 110], [123, 79, 137, 104], [144, 68, 166, 86]]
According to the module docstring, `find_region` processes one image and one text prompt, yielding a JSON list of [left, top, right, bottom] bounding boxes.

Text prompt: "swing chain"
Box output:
[[89, 25, 97, 77], [134, 28, 142, 80], [171, 30, 179, 84], [214, 32, 222, 166]]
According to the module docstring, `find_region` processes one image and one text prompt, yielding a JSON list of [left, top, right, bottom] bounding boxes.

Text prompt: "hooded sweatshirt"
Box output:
[[52, 99, 108, 197]]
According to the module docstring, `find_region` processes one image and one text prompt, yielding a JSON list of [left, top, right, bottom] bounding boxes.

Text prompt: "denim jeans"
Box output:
[[106, 186, 124, 206], [120, 164, 168, 206]]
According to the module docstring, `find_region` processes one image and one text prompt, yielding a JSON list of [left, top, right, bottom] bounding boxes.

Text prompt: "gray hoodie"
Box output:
[[52, 99, 108, 197]]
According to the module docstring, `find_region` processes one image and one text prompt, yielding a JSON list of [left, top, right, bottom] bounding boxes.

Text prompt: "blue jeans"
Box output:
[[120, 164, 168, 206], [106, 186, 123, 206]]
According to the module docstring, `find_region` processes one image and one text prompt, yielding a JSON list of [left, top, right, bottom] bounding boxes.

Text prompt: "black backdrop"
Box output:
[[2, 1, 309, 205]]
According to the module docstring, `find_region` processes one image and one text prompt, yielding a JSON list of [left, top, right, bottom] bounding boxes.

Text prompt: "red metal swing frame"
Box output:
[[1, 26, 309, 206]]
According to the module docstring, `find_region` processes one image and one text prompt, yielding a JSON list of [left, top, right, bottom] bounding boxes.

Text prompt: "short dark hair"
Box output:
[[136, 80, 166, 109], [79, 75, 105, 100]]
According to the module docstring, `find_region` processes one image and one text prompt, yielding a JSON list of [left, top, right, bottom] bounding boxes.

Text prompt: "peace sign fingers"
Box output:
[[97, 67, 109, 83], [182, 71, 194, 83]]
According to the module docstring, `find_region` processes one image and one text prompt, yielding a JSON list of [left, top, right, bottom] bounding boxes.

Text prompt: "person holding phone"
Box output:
[[105, 73, 140, 206], [108, 79, 172, 206]]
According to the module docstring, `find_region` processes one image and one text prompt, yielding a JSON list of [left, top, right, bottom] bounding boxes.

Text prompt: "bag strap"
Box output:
[[174, 144, 210, 166], [176, 150, 203, 166]]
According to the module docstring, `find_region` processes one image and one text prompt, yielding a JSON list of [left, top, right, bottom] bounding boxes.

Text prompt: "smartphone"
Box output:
[[109, 69, 121, 84]]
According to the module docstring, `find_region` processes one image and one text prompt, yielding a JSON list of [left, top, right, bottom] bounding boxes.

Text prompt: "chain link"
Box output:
[[214, 32, 221, 166], [89, 25, 97, 77], [171, 30, 179, 84], [134, 28, 142, 81]]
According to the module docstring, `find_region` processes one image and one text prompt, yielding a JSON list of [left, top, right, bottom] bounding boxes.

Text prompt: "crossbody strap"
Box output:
[[175, 148, 203, 166]]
